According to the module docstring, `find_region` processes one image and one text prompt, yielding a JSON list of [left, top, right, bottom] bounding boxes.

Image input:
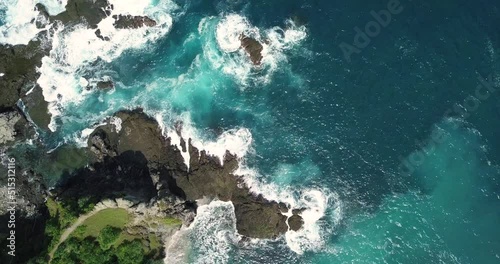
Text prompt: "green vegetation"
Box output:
[[80, 208, 130, 237], [53, 231, 147, 264], [44, 199, 182, 263], [73, 225, 87, 239], [116, 240, 145, 264], [97, 226, 121, 250], [52, 237, 115, 264], [44, 198, 78, 251], [163, 217, 182, 226]]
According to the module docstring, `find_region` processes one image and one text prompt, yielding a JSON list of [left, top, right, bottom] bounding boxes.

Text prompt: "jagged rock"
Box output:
[[22, 85, 51, 130], [288, 214, 304, 231], [113, 14, 157, 29], [0, 37, 51, 113], [0, 111, 22, 145], [53, 0, 111, 27], [95, 29, 110, 41], [89, 131, 117, 161], [96, 80, 114, 89], [34, 3, 51, 29], [240, 34, 264, 65], [84, 109, 303, 238]]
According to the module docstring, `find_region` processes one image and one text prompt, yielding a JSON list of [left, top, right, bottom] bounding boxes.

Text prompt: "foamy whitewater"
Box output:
[[0, 0, 66, 45], [5, 0, 500, 263], [37, 0, 179, 131]]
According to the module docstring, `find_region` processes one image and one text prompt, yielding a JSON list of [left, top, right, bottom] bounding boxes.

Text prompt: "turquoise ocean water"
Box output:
[[3, 0, 500, 263]]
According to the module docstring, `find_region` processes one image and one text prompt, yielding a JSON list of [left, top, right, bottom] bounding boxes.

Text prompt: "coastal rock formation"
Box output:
[[0, 111, 22, 145], [240, 34, 264, 65], [113, 14, 157, 29], [0, 109, 35, 146], [52, 0, 111, 26], [0, 36, 50, 114], [96, 80, 114, 89], [80, 109, 302, 238]]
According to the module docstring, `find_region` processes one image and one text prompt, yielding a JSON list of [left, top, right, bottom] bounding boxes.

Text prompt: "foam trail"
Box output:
[[164, 201, 238, 264], [37, 0, 179, 131], [0, 0, 66, 45]]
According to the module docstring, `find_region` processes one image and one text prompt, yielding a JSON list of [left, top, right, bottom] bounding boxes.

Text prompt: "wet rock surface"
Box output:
[[96, 80, 114, 89], [113, 14, 157, 29], [81, 109, 302, 238], [240, 34, 264, 65], [52, 0, 111, 27]]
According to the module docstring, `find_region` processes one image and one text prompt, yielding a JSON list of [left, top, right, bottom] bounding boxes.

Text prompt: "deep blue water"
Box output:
[[3, 0, 500, 263]]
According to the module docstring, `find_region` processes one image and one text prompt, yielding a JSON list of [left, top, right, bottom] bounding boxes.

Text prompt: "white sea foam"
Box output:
[[0, 0, 66, 45], [0, 73, 4, 77], [37, 0, 179, 131], [109, 116, 122, 132], [235, 164, 341, 254], [165, 201, 238, 264], [205, 14, 307, 86], [159, 112, 252, 169], [157, 113, 339, 255]]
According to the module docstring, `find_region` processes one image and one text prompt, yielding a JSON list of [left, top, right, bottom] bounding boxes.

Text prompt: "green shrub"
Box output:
[[116, 240, 145, 264], [97, 226, 122, 250]]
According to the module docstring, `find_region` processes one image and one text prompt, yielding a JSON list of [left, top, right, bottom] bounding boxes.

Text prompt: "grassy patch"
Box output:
[[148, 234, 161, 252], [162, 217, 182, 226], [80, 208, 130, 238]]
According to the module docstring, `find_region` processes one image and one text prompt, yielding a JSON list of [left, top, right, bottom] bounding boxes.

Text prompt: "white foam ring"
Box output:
[[202, 14, 307, 87], [36, 0, 179, 131], [0, 0, 66, 45]]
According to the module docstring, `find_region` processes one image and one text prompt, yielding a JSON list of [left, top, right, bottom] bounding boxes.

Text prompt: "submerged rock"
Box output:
[[240, 34, 264, 65], [113, 14, 157, 29]]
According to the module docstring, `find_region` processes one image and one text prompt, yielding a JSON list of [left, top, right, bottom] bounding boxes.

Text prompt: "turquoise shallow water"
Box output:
[[3, 0, 500, 263]]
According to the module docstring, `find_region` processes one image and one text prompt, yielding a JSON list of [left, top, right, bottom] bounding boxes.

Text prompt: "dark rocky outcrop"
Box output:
[[83, 109, 302, 238], [288, 211, 304, 232], [0, 0, 115, 130], [240, 34, 264, 65], [113, 14, 157, 29], [96, 80, 114, 89], [22, 85, 52, 130], [0, 164, 50, 262], [94, 29, 110, 41], [52, 0, 111, 27], [0, 37, 50, 114], [56, 150, 158, 203]]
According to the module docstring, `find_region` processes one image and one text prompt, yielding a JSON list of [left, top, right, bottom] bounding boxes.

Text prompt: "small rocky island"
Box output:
[[240, 34, 264, 65]]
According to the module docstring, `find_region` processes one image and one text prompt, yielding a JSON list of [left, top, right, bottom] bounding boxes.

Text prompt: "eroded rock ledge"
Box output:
[[113, 14, 157, 29], [240, 34, 264, 65], [67, 109, 303, 238]]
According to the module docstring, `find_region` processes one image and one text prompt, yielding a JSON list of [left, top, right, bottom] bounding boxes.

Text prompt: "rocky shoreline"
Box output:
[[0, 0, 302, 262]]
